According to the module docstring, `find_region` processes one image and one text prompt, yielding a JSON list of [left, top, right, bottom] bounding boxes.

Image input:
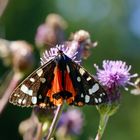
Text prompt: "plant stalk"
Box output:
[[95, 113, 109, 140], [46, 104, 64, 140], [0, 72, 22, 114]]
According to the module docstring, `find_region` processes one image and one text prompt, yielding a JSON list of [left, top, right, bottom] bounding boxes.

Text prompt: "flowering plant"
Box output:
[[0, 13, 139, 140], [94, 60, 137, 140]]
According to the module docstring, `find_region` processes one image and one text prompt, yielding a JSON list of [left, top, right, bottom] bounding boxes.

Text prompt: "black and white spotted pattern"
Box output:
[[9, 59, 56, 107], [65, 58, 108, 106]]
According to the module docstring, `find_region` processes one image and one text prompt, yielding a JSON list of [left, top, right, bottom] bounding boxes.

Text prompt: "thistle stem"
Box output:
[[46, 104, 64, 140], [35, 123, 43, 140], [0, 72, 22, 114], [95, 113, 109, 140]]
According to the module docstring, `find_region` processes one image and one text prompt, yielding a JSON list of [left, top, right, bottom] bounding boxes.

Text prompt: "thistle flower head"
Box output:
[[10, 41, 34, 74], [35, 13, 66, 49], [95, 60, 138, 89], [40, 44, 80, 65], [70, 30, 98, 60], [95, 60, 138, 139], [57, 108, 84, 135]]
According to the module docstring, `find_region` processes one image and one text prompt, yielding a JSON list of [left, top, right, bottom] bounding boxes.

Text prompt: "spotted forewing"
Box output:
[[9, 59, 56, 107]]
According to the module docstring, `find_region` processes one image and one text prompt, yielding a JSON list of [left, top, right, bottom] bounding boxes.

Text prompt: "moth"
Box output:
[[9, 49, 108, 108]]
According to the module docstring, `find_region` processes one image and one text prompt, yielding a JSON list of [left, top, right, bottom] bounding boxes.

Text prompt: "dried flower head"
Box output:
[[95, 60, 138, 89], [73, 30, 90, 43], [70, 30, 98, 60], [57, 108, 84, 135], [0, 40, 34, 73], [10, 41, 34, 73]]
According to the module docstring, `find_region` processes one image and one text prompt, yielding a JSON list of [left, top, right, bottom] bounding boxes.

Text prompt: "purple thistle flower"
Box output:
[[94, 60, 138, 139], [40, 44, 80, 65], [40, 30, 96, 65], [95, 60, 138, 89], [57, 108, 84, 135]]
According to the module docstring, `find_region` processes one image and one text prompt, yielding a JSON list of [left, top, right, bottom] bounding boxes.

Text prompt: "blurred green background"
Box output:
[[0, 0, 140, 140]]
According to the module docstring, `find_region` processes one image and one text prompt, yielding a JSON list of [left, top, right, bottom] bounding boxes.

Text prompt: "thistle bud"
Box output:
[[35, 13, 67, 51], [67, 30, 97, 60], [10, 41, 34, 74], [73, 30, 91, 43]]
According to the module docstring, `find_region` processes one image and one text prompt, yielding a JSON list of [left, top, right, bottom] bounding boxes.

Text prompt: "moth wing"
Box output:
[[66, 59, 108, 106], [9, 59, 56, 107]]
